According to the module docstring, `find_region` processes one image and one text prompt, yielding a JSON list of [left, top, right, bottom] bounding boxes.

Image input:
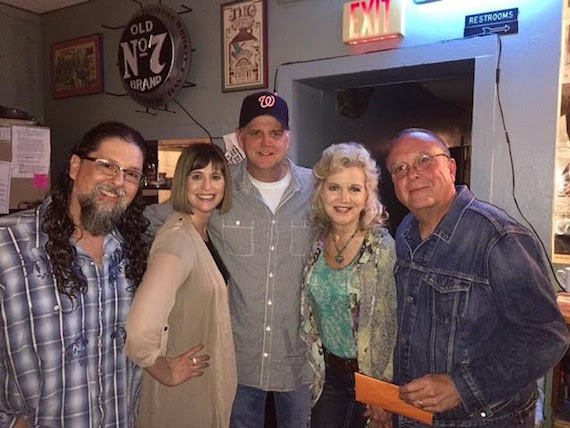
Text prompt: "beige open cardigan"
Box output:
[[126, 212, 237, 428]]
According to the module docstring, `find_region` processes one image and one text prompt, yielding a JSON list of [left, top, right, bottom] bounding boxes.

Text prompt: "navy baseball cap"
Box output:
[[239, 91, 289, 130]]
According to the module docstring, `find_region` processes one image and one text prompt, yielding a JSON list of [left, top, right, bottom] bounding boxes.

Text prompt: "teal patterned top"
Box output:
[[307, 253, 357, 359], [300, 225, 398, 404]]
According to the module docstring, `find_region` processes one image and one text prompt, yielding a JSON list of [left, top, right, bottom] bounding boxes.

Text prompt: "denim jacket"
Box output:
[[394, 186, 568, 427]]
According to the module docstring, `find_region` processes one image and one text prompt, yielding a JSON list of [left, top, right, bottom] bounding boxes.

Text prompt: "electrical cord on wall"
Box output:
[[272, 36, 565, 292], [272, 52, 360, 93], [171, 37, 564, 293], [173, 98, 215, 142], [495, 35, 565, 292]]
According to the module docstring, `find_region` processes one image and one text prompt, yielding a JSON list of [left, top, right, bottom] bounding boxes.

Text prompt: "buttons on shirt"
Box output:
[[266, 326, 271, 331], [406, 295, 414, 303], [53, 305, 59, 311], [269, 272, 274, 278], [263, 352, 269, 358], [270, 246, 275, 251], [271, 220, 276, 225], [235, 221, 241, 226], [267, 300, 273, 306], [480, 412, 487, 418]]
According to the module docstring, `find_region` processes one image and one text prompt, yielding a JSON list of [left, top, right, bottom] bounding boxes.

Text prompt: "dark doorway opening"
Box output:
[[295, 59, 475, 234]]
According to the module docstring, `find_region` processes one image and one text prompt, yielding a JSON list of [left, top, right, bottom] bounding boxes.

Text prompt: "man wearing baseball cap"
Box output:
[[214, 91, 314, 426], [145, 91, 314, 426]]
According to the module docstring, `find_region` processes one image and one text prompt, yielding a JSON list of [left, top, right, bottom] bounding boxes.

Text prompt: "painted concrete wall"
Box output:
[[0, 3, 43, 121], [403, 0, 563, 257], [32, 0, 564, 250]]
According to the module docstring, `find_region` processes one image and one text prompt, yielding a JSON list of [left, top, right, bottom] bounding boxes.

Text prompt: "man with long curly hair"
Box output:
[[0, 121, 152, 427]]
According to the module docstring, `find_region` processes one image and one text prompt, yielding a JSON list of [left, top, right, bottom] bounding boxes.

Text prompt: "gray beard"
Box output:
[[78, 186, 128, 236]]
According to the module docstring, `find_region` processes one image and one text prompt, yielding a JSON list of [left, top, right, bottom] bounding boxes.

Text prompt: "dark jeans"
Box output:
[[396, 410, 535, 428], [311, 365, 367, 428], [230, 383, 311, 428]]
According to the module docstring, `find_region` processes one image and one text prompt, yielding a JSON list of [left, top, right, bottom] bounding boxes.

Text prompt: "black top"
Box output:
[[205, 238, 230, 285]]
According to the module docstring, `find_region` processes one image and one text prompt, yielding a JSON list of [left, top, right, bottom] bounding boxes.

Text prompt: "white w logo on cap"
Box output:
[[258, 95, 276, 108]]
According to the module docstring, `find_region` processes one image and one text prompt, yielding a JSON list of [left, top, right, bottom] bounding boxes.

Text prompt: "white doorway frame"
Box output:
[[277, 36, 499, 202]]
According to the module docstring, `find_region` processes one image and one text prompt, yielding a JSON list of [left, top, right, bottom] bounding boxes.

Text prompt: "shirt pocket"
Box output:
[[423, 273, 471, 326], [221, 219, 254, 256], [290, 219, 312, 256]]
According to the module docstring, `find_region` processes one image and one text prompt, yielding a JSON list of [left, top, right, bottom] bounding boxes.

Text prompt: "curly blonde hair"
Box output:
[[312, 142, 388, 233]]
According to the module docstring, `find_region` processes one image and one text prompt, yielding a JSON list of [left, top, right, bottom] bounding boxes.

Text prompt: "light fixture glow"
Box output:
[[342, 0, 404, 45]]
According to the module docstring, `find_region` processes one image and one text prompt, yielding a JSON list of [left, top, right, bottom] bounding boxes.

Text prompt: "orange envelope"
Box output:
[[355, 373, 434, 425]]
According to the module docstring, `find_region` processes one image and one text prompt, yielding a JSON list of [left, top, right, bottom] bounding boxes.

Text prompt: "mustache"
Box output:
[[94, 184, 127, 198]]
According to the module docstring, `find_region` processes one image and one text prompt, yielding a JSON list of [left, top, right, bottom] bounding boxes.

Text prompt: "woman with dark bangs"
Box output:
[[126, 143, 237, 427]]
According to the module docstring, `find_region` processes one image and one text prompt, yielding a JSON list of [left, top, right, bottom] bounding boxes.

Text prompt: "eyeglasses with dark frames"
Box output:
[[82, 156, 145, 184], [389, 153, 450, 179]]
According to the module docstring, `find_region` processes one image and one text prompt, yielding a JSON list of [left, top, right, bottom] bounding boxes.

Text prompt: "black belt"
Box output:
[[323, 348, 359, 372]]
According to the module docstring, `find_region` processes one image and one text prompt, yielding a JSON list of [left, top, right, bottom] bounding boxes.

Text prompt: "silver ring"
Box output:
[[191, 357, 197, 365], [419, 400, 424, 408]]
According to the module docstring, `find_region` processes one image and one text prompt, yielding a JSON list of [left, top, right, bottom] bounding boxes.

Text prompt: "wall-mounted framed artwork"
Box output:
[[221, 0, 268, 92], [51, 33, 104, 99]]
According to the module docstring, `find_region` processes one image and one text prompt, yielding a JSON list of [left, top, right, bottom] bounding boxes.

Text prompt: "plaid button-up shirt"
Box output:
[[0, 200, 141, 427]]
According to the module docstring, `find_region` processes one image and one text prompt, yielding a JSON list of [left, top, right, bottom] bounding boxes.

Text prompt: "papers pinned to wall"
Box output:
[[0, 127, 11, 142], [0, 161, 12, 214], [223, 132, 245, 166], [11, 125, 50, 178]]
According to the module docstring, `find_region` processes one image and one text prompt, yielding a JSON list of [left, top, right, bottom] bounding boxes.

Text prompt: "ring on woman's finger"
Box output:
[[419, 400, 424, 408], [191, 357, 197, 365]]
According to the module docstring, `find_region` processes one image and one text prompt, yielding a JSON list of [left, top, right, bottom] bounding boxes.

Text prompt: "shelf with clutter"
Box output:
[[142, 138, 209, 205], [553, 294, 570, 426], [551, 9, 570, 428]]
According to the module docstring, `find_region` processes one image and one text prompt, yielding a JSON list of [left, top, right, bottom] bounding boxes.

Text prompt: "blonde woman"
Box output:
[[301, 142, 397, 428]]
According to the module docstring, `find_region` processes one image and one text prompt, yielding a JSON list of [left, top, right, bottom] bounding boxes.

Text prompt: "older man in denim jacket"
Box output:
[[385, 128, 568, 427]]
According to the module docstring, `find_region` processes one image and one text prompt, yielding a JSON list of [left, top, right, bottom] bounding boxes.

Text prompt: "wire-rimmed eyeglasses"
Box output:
[[389, 153, 450, 179], [82, 157, 145, 184]]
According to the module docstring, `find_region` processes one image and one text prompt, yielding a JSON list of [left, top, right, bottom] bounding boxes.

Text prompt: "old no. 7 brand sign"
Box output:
[[118, 4, 192, 108]]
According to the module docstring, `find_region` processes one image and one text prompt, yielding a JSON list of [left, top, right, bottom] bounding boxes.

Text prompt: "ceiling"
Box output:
[[0, 0, 90, 14]]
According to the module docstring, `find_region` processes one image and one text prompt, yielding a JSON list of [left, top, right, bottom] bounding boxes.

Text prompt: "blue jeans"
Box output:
[[311, 365, 367, 428], [230, 383, 311, 428], [396, 408, 535, 427]]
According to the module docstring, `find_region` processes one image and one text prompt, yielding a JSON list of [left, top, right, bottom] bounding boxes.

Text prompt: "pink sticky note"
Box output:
[[33, 174, 49, 189]]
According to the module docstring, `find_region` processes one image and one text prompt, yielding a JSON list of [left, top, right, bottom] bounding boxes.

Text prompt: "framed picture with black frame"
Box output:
[[221, 0, 268, 92]]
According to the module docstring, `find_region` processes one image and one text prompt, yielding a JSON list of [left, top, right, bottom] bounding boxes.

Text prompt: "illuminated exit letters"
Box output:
[[342, 0, 404, 44]]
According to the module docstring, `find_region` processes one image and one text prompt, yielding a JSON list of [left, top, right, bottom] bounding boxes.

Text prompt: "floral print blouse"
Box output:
[[300, 225, 398, 404]]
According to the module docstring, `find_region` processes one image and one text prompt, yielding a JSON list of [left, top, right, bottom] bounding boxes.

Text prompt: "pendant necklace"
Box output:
[[332, 228, 359, 264]]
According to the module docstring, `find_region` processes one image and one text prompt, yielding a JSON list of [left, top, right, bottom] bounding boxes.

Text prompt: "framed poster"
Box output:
[[553, 147, 570, 263], [221, 0, 268, 92], [564, 21, 570, 82], [51, 33, 104, 99]]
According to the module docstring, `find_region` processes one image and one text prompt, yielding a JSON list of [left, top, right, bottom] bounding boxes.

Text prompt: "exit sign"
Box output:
[[343, 0, 404, 45]]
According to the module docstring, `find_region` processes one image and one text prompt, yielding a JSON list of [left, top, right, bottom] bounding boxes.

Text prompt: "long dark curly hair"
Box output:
[[43, 121, 152, 298]]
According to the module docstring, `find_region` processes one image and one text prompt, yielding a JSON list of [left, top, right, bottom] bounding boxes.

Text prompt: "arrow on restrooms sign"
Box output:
[[464, 8, 518, 38]]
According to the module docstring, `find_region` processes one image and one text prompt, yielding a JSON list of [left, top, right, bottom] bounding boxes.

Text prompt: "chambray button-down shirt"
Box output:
[[209, 159, 315, 390], [0, 201, 141, 427]]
